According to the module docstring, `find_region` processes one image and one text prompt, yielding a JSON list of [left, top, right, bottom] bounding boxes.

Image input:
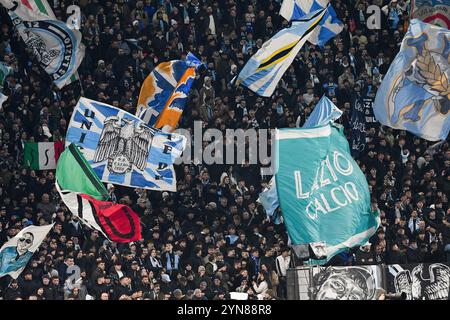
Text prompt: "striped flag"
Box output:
[[236, 8, 326, 97], [280, 0, 343, 46], [23, 141, 64, 170], [0, 0, 56, 20]]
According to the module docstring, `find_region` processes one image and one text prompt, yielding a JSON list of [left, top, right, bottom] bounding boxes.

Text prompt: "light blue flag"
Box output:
[[8, 12, 85, 89], [258, 177, 281, 224], [373, 19, 450, 141], [0, 224, 54, 279], [279, 0, 343, 46], [259, 96, 342, 224], [274, 124, 380, 262], [66, 97, 186, 192], [236, 8, 327, 97], [303, 95, 343, 128]]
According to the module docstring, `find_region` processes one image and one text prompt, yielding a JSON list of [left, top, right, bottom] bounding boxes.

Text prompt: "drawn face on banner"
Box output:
[[17, 232, 34, 256], [314, 267, 376, 300]]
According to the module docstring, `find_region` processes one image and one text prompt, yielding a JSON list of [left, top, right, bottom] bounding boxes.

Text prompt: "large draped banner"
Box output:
[[275, 124, 379, 261]]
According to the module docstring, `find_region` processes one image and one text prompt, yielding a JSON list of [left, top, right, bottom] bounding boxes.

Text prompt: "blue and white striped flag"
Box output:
[[280, 0, 343, 46], [236, 8, 327, 97], [66, 98, 186, 191]]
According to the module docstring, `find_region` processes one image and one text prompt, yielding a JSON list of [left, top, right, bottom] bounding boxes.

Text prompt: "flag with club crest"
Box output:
[[411, 0, 450, 29], [0, 223, 54, 279], [66, 97, 187, 191], [0, 0, 55, 20], [136, 52, 202, 131], [7, 11, 84, 89], [373, 19, 450, 141], [279, 0, 343, 46], [0, 61, 12, 91], [236, 8, 327, 97]]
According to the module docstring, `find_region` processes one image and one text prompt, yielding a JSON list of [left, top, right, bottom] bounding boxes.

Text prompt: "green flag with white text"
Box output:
[[56, 143, 109, 201], [275, 124, 379, 262]]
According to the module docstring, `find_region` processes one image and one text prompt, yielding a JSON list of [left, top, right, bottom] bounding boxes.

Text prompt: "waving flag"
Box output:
[[279, 0, 343, 46], [303, 95, 343, 128], [56, 143, 109, 201], [258, 96, 342, 223], [236, 8, 327, 97], [0, 0, 55, 20], [373, 20, 450, 141], [8, 12, 85, 89], [275, 124, 379, 262], [137, 53, 202, 131], [23, 141, 64, 170], [0, 224, 54, 279], [66, 97, 186, 191], [411, 0, 450, 29], [56, 144, 141, 243]]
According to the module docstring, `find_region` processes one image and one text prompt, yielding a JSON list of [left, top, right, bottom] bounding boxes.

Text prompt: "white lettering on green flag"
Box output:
[[274, 124, 379, 262]]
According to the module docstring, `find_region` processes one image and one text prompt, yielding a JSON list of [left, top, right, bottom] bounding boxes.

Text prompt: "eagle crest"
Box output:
[[94, 116, 153, 173]]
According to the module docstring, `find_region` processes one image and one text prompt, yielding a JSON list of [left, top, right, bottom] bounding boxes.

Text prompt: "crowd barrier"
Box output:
[[286, 263, 450, 300]]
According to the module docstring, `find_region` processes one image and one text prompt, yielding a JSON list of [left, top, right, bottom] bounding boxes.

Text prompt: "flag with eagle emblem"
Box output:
[[65, 97, 187, 191], [236, 7, 326, 97], [373, 19, 450, 141]]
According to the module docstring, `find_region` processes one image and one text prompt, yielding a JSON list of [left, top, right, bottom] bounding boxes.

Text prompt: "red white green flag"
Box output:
[[0, 0, 56, 20], [23, 141, 64, 170]]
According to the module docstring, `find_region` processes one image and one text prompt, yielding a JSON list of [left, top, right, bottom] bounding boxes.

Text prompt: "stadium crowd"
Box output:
[[0, 0, 449, 300]]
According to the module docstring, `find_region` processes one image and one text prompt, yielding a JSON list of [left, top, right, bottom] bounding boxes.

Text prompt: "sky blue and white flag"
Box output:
[[258, 177, 281, 224], [279, 0, 343, 46], [8, 11, 85, 89], [373, 19, 450, 141], [236, 8, 327, 97], [0, 223, 54, 279], [66, 97, 187, 192], [274, 124, 380, 262], [259, 96, 342, 224], [303, 95, 343, 128]]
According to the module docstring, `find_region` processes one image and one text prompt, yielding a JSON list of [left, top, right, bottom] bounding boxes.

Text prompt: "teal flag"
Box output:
[[275, 124, 379, 262]]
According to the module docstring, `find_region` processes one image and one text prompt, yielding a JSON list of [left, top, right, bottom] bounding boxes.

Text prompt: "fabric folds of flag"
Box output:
[[0, 61, 11, 90], [279, 0, 343, 46], [0, 223, 54, 279], [66, 97, 186, 191], [0, 0, 55, 20], [137, 52, 202, 131], [8, 12, 85, 89], [236, 8, 327, 97], [373, 19, 450, 141], [56, 143, 109, 201], [258, 96, 342, 224], [23, 141, 64, 170], [274, 124, 380, 262], [57, 186, 142, 243], [303, 95, 343, 128]]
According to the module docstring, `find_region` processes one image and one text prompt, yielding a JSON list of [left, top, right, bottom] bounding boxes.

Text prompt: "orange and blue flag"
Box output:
[[136, 53, 202, 131]]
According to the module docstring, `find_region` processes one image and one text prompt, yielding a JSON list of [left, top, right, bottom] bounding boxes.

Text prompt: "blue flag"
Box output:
[[279, 0, 343, 46], [259, 96, 342, 223], [274, 124, 380, 262], [373, 19, 450, 141], [303, 95, 343, 128], [66, 97, 186, 191]]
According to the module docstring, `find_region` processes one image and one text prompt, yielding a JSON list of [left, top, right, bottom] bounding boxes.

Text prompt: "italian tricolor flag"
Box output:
[[11, 0, 56, 20], [23, 141, 64, 170]]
